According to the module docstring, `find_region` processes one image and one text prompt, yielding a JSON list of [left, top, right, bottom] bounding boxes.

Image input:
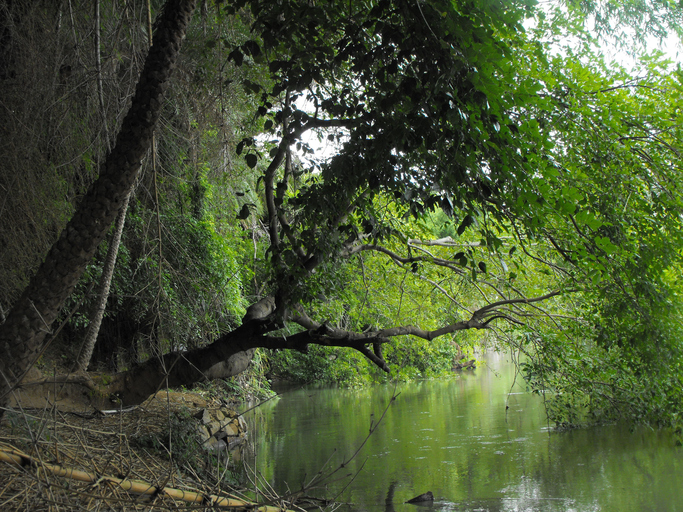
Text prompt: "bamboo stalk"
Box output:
[[0, 446, 290, 511]]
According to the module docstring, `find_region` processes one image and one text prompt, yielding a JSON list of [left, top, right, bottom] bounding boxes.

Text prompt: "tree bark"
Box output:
[[75, 191, 131, 372], [0, 0, 197, 414], [103, 296, 277, 405], [74, 0, 128, 373]]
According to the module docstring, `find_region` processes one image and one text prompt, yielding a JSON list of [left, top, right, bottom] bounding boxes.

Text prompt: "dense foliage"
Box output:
[[1, 0, 682, 432]]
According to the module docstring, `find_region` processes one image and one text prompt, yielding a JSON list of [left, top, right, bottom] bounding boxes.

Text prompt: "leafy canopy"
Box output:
[[210, 0, 683, 430]]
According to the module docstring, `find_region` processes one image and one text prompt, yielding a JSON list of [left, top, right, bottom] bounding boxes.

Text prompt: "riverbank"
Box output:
[[0, 387, 256, 511]]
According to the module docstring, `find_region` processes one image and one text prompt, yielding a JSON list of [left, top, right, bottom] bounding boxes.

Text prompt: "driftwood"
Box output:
[[452, 359, 476, 370]]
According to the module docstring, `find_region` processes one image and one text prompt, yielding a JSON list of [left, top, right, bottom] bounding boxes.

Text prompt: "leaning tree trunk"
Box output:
[[0, 0, 197, 416], [103, 296, 278, 406], [75, 191, 131, 372], [74, 0, 130, 373]]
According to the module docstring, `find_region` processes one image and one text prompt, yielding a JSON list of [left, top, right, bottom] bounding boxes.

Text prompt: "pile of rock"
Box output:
[[193, 407, 248, 452]]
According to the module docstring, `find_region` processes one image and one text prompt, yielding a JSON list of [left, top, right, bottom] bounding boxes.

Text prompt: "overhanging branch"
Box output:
[[281, 289, 565, 372]]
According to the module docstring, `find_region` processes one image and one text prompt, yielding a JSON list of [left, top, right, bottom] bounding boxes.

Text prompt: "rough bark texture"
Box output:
[[75, 192, 131, 372], [0, 0, 197, 412]]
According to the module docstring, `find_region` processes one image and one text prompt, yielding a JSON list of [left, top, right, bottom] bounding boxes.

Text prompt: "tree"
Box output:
[[1, 0, 682, 432], [508, 24, 683, 429], [0, 0, 199, 414]]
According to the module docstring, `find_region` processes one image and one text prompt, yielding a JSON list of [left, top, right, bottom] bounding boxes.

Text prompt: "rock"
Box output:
[[220, 420, 239, 436], [195, 424, 211, 442], [406, 492, 434, 504], [228, 436, 245, 450], [206, 420, 221, 435], [192, 407, 247, 455], [195, 409, 211, 424], [204, 436, 227, 451]]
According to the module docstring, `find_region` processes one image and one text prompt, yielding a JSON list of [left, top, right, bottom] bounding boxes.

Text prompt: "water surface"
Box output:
[[242, 352, 682, 511]]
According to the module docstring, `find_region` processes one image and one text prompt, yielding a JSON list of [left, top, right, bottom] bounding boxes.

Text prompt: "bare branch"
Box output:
[[349, 243, 466, 277], [408, 237, 511, 248], [277, 288, 565, 374], [260, 327, 392, 372], [476, 290, 565, 315]]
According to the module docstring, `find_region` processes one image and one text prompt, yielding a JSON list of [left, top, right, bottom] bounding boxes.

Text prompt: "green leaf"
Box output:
[[228, 48, 243, 66], [457, 215, 474, 236], [242, 40, 261, 57]]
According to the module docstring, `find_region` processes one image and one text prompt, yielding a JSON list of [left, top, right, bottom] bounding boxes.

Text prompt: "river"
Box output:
[[240, 352, 683, 512]]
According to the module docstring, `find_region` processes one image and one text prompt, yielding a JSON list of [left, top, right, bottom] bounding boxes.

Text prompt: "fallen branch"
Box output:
[[0, 445, 292, 511]]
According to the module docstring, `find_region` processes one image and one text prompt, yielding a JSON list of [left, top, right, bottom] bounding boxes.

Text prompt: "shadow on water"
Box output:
[[243, 352, 683, 512]]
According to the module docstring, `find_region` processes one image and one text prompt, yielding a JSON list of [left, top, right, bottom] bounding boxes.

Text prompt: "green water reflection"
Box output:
[[243, 352, 683, 512]]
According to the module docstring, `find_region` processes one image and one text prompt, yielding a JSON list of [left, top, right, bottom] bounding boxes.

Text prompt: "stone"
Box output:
[[227, 436, 245, 450], [204, 436, 227, 452], [206, 420, 221, 435], [221, 421, 238, 437], [195, 425, 211, 442], [192, 405, 248, 454], [194, 409, 211, 424]]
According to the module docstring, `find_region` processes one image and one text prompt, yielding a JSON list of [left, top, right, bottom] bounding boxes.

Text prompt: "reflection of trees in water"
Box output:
[[250, 361, 682, 512], [385, 481, 397, 512]]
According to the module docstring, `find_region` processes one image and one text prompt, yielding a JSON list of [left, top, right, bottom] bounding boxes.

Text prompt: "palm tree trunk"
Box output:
[[0, 0, 197, 415], [75, 191, 131, 372]]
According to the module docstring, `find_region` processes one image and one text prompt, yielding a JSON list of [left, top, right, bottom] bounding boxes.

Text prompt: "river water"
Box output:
[[241, 352, 683, 512]]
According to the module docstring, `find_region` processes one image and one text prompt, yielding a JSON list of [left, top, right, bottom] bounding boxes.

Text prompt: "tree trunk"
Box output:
[[103, 296, 277, 406], [0, 0, 197, 415], [104, 325, 260, 406], [75, 191, 131, 372]]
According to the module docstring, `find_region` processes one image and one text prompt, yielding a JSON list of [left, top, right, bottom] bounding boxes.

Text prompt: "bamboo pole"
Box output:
[[0, 446, 291, 511]]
